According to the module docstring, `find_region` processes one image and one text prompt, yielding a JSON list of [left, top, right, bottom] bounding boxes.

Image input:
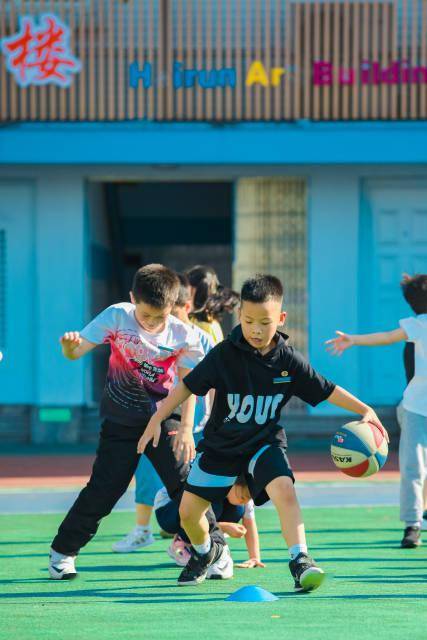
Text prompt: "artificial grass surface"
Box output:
[[0, 507, 426, 640]]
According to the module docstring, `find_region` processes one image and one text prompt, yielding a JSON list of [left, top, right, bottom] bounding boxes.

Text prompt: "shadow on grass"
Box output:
[[333, 574, 427, 584], [78, 563, 175, 573], [0, 549, 166, 559], [262, 555, 426, 564], [275, 593, 427, 600], [0, 585, 231, 604]]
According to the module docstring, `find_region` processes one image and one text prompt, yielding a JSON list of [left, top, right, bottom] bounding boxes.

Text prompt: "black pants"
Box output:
[[52, 419, 223, 555]]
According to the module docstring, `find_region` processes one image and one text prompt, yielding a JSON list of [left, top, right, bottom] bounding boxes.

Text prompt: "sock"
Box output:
[[405, 522, 421, 529], [193, 538, 212, 556], [289, 544, 308, 560], [135, 524, 151, 533]]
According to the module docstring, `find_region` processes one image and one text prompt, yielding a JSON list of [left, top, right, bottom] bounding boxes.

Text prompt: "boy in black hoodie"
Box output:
[[138, 274, 388, 590]]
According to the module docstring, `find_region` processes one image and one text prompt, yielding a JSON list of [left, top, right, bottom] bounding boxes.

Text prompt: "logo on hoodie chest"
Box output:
[[224, 393, 285, 426]]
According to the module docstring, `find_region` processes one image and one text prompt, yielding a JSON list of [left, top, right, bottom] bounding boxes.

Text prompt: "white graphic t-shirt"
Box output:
[[81, 303, 205, 426], [399, 313, 427, 417]]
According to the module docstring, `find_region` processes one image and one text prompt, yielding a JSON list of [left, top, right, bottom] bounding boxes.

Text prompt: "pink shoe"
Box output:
[[167, 535, 191, 567]]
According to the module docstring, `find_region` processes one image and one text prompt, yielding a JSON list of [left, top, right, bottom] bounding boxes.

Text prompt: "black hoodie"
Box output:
[[183, 325, 335, 458]]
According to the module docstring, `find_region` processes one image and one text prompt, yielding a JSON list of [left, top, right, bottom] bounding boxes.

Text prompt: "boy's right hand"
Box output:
[[60, 332, 82, 356], [172, 429, 195, 464], [325, 331, 354, 355], [137, 419, 162, 454]]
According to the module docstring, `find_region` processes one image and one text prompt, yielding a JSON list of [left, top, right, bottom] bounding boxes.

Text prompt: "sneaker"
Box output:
[[177, 540, 223, 586], [289, 552, 325, 592], [401, 526, 422, 548], [422, 511, 427, 532], [206, 544, 233, 580], [48, 548, 77, 580], [112, 527, 155, 553], [167, 535, 191, 567]]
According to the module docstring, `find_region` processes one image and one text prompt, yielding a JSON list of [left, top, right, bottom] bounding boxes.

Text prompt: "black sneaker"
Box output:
[[401, 526, 421, 548], [289, 552, 325, 592], [177, 540, 223, 586]]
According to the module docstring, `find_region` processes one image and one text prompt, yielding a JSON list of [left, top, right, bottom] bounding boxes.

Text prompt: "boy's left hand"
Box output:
[[236, 558, 266, 569], [361, 409, 390, 443]]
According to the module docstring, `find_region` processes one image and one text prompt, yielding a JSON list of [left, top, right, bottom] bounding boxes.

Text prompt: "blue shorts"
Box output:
[[134, 455, 164, 506]]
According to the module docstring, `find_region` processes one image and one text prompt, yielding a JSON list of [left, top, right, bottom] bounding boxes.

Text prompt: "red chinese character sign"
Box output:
[[1, 14, 80, 88]]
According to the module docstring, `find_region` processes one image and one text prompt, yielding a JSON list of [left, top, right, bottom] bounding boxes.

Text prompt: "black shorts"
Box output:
[[184, 444, 295, 506]]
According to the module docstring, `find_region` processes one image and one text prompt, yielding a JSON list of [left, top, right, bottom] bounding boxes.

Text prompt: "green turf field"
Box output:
[[0, 507, 426, 640]]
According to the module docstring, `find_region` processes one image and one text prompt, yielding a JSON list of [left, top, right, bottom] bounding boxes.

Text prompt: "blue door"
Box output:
[[0, 181, 34, 403], [361, 180, 427, 405]]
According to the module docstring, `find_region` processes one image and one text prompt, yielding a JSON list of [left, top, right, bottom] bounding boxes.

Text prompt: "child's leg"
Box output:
[[144, 421, 226, 547], [179, 490, 211, 547], [134, 455, 164, 525], [399, 409, 427, 528], [136, 504, 153, 527], [266, 475, 306, 550], [177, 489, 230, 585], [52, 420, 141, 556], [248, 444, 324, 592]]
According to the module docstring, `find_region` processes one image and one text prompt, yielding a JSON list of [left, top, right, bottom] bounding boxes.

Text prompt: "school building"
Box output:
[[1, 0, 426, 444]]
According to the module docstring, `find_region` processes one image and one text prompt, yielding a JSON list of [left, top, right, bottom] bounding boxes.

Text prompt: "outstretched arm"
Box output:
[[236, 516, 265, 569], [60, 332, 97, 360], [325, 328, 407, 356]]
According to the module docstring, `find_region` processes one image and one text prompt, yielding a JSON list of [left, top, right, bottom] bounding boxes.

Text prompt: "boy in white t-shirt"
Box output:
[[111, 273, 215, 555], [48, 264, 224, 579], [326, 274, 427, 548]]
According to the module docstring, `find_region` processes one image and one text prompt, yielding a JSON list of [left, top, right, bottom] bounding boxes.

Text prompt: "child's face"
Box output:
[[172, 301, 192, 324], [227, 484, 251, 505], [239, 299, 286, 352], [130, 294, 172, 333]]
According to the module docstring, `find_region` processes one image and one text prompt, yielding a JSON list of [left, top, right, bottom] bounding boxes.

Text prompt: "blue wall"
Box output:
[[1, 119, 427, 413]]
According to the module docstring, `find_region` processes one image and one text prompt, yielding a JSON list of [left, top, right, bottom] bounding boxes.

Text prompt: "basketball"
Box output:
[[331, 420, 388, 478]]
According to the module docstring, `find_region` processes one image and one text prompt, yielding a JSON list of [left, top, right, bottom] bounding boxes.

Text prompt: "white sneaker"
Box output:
[[206, 544, 233, 580], [49, 548, 77, 580], [112, 527, 155, 553]]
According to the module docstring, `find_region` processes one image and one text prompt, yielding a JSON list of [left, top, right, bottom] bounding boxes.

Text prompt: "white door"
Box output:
[[0, 181, 34, 403], [362, 181, 427, 404]]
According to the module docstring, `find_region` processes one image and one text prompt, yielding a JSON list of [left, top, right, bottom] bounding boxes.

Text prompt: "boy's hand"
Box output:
[[236, 558, 265, 569], [137, 419, 162, 454], [361, 409, 390, 444], [60, 332, 82, 354], [325, 331, 354, 356], [220, 522, 247, 538], [172, 428, 195, 464]]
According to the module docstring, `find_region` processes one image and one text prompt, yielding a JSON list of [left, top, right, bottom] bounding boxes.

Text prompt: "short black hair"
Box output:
[[174, 273, 191, 308], [241, 274, 284, 304], [402, 274, 427, 314], [131, 264, 180, 308]]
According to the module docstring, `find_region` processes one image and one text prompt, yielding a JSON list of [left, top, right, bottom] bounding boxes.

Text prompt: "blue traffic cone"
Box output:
[[226, 585, 279, 602]]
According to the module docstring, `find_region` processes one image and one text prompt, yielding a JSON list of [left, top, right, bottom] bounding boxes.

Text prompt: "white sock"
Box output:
[[289, 544, 308, 560], [193, 538, 212, 555], [405, 522, 421, 528], [135, 524, 151, 533]]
